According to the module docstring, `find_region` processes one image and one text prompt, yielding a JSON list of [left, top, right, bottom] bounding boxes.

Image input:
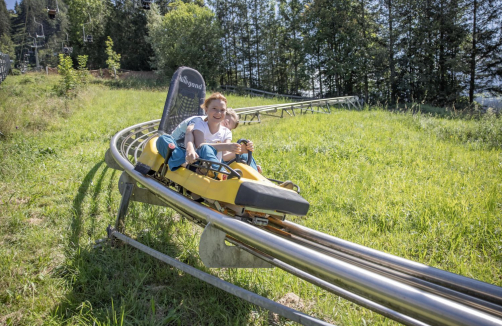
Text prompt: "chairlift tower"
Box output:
[[29, 36, 42, 71]]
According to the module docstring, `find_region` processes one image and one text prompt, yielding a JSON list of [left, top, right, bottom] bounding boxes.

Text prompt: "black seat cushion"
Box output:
[[235, 182, 309, 216]]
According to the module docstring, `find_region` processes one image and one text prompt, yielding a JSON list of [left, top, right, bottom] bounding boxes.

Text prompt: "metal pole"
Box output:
[[35, 46, 40, 71], [279, 220, 502, 306], [226, 237, 430, 326]]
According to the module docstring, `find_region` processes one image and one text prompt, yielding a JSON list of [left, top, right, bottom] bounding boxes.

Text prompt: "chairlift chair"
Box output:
[[47, 0, 59, 19], [48, 9, 57, 19], [34, 18, 45, 39], [62, 32, 73, 55], [83, 14, 93, 44], [141, 0, 152, 10]]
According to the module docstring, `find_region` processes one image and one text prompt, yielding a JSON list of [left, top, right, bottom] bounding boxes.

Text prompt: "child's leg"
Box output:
[[156, 135, 186, 171], [196, 145, 220, 170]]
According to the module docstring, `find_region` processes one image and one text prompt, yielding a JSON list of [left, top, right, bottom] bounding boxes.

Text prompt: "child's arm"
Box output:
[[193, 130, 241, 153], [184, 125, 198, 164]]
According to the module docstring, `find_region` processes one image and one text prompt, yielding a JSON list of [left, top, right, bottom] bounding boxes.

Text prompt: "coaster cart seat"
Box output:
[[135, 67, 309, 225]]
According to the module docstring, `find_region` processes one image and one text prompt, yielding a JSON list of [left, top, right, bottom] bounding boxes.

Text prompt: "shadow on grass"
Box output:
[[55, 164, 265, 325], [69, 161, 105, 248]]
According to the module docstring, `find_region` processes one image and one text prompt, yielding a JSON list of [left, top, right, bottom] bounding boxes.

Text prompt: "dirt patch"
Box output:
[[27, 217, 43, 225], [0, 196, 30, 206], [269, 292, 306, 324]]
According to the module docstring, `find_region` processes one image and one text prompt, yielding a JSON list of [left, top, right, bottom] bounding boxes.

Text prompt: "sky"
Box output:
[[5, 0, 16, 10]]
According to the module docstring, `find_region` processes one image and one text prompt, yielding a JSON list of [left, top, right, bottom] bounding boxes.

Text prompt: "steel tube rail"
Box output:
[[109, 229, 333, 326], [266, 227, 502, 318], [110, 121, 502, 326], [144, 199, 431, 326], [221, 85, 310, 100], [226, 238, 430, 326], [277, 220, 502, 307], [234, 96, 359, 115]]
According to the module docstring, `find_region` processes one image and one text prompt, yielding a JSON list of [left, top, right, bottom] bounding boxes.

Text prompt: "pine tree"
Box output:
[[466, 0, 502, 101], [0, 0, 10, 37]]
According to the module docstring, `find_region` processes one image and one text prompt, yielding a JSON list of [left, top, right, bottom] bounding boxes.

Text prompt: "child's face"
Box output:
[[205, 99, 227, 124], [222, 115, 237, 130]]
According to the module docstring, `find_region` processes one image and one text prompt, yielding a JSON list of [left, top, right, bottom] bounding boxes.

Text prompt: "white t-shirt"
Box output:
[[171, 115, 206, 148], [193, 119, 232, 161]]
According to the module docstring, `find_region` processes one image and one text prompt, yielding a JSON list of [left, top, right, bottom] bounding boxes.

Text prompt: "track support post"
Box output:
[[115, 173, 135, 233]]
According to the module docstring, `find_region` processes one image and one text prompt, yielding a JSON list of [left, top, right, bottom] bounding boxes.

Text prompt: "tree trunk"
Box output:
[[469, 0, 477, 104], [388, 0, 396, 103]]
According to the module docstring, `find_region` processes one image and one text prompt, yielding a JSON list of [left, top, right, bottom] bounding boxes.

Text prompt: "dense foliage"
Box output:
[[2, 0, 501, 105], [147, 1, 223, 86]]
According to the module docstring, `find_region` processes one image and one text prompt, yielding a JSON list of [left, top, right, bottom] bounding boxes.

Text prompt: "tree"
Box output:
[[278, 0, 308, 95], [0, 0, 10, 37], [105, 36, 121, 77], [466, 0, 502, 101], [146, 1, 223, 86], [66, 0, 109, 68], [0, 34, 16, 58], [104, 0, 152, 71]]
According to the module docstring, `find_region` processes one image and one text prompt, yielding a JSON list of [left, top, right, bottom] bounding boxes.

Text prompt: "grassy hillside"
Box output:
[[1, 73, 501, 325]]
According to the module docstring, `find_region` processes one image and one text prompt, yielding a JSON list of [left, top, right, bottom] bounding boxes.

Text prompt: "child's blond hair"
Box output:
[[226, 108, 239, 129], [201, 92, 227, 110]]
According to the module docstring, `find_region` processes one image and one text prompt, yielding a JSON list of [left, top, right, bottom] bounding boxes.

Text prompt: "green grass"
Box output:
[[1, 73, 501, 325]]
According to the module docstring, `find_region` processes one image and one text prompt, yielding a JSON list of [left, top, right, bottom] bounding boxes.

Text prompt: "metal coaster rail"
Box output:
[[233, 96, 361, 124], [220, 85, 311, 100], [105, 105, 502, 325]]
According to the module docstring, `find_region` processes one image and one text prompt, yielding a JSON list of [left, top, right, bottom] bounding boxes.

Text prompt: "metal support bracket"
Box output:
[[199, 222, 273, 268], [105, 148, 124, 171], [115, 177, 134, 233], [118, 172, 168, 207]]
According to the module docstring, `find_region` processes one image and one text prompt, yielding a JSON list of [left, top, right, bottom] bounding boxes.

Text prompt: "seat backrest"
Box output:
[[158, 66, 206, 135]]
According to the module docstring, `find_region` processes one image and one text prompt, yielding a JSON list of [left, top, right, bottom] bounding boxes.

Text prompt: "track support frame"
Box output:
[[199, 222, 273, 268]]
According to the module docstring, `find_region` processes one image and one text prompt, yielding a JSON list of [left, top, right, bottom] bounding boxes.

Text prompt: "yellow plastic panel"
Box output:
[[137, 137, 164, 171], [166, 168, 241, 204]]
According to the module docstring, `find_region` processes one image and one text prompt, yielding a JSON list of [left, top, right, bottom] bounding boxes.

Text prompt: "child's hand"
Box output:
[[185, 149, 199, 164], [239, 140, 254, 154], [226, 143, 242, 154], [245, 140, 254, 152]]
